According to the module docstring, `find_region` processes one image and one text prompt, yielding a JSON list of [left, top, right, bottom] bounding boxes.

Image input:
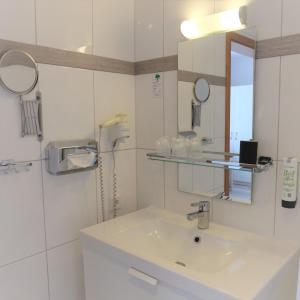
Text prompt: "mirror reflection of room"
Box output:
[[225, 31, 255, 203], [177, 27, 256, 204]]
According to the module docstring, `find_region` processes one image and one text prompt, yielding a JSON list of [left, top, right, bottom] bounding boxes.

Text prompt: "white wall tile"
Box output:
[[213, 86, 226, 139], [247, 0, 282, 40], [135, 74, 164, 149], [40, 65, 96, 250], [48, 240, 85, 300], [135, 0, 164, 61], [193, 34, 216, 75], [0, 162, 45, 266], [137, 149, 164, 209], [0, 87, 41, 162], [0, 0, 36, 44], [165, 163, 212, 215], [213, 0, 248, 13], [0, 253, 49, 300], [164, 0, 214, 56], [43, 167, 96, 249], [164, 71, 178, 137], [36, 0, 93, 53], [178, 165, 194, 193], [99, 149, 137, 220], [213, 163, 277, 236], [179, 32, 226, 75], [192, 165, 214, 194], [39, 64, 94, 148], [178, 40, 194, 71], [94, 71, 135, 152], [215, 0, 282, 41], [93, 0, 134, 61], [178, 81, 193, 132], [282, 0, 300, 36], [279, 54, 300, 159], [214, 33, 226, 77], [275, 162, 300, 242], [179, 166, 215, 197], [254, 57, 280, 159]]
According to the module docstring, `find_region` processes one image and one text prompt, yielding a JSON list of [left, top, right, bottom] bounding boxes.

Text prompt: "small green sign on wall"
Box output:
[[152, 72, 161, 98]]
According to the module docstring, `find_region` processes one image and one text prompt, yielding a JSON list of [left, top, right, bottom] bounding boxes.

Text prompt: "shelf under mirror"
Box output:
[[146, 152, 272, 173]]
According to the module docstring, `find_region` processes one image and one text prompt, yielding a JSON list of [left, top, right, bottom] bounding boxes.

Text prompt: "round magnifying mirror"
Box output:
[[0, 50, 38, 96], [194, 78, 210, 103]]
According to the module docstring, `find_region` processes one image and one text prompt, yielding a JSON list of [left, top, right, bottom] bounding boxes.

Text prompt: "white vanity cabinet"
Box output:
[[82, 245, 206, 300], [81, 208, 299, 300]]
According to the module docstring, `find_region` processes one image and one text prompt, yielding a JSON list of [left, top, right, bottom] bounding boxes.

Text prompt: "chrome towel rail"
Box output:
[[0, 160, 32, 175]]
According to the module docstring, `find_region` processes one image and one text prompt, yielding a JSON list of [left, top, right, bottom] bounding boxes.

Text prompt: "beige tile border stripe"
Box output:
[[136, 34, 300, 73], [256, 34, 300, 59], [178, 70, 226, 86], [0, 38, 135, 75], [136, 33, 300, 74], [134, 55, 178, 74], [1, 34, 300, 75]]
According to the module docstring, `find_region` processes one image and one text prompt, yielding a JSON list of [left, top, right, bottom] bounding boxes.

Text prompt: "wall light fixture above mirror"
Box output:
[[181, 6, 247, 40]]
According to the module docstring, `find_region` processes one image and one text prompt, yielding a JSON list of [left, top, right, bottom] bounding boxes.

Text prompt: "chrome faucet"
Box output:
[[187, 201, 210, 229]]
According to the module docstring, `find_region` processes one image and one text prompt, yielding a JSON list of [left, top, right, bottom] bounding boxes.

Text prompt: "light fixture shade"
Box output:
[[180, 6, 247, 40], [180, 20, 201, 40]]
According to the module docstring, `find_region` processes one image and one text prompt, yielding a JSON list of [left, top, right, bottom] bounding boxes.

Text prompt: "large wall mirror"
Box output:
[[177, 27, 256, 204]]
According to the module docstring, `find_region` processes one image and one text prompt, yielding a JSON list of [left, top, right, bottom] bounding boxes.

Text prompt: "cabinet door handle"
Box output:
[[128, 267, 158, 286]]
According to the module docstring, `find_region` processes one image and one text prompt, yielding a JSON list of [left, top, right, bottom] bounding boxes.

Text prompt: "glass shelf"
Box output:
[[146, 152, 272, 173]]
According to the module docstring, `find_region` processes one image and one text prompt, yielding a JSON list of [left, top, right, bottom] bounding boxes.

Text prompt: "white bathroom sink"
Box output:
[[81, 207, 300, 300], [113, 218, 245, 274]]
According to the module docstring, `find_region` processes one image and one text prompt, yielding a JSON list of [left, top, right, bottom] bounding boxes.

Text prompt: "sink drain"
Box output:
[[175, 261, 186, 267], [194, 236, 201, 243]]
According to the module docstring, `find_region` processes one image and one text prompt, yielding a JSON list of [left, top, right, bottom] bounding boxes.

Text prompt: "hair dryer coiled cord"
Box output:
[[97, 152, 106, 222], [112, 168, 118, 218], [97, 126, 120, 223], [111, 146, 119, 219]]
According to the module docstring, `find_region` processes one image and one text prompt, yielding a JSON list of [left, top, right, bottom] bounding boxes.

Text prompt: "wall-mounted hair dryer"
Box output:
[[97, 113, 130, 223], [100, 113, 130, 148]]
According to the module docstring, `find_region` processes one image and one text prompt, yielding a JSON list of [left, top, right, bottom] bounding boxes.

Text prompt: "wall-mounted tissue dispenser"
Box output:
[[45, 140, 98, 175]]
